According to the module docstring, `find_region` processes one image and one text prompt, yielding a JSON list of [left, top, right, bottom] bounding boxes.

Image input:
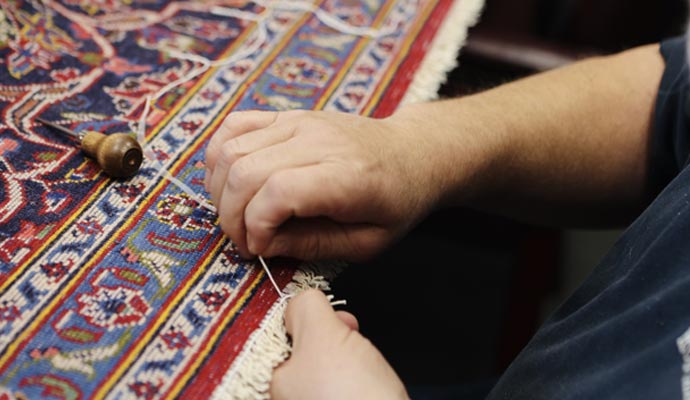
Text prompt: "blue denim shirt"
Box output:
[[487, 36, 690, 400]]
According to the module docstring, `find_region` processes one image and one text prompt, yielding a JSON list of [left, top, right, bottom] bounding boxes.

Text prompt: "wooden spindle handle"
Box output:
[[81, 131, 143, 178]]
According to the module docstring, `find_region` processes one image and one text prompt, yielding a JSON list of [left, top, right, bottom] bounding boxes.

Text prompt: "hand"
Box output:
[[204, 109, 452, 260], [270, 289, 408, 400]]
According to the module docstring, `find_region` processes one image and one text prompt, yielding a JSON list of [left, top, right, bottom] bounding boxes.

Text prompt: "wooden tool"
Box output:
[[37, 118, 143, 178]]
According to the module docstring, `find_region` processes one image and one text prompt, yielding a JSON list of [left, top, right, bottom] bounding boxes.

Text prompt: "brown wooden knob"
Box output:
[[81, 131, 143, 178]]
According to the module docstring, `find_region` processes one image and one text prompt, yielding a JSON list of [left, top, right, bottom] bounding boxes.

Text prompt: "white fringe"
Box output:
[[400, 0, 485, 105], [211, 263, 343, 400], [211, 0, 486, 397]]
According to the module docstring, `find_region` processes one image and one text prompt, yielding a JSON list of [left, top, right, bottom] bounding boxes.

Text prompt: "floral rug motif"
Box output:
[[0, 0, 480, 398]]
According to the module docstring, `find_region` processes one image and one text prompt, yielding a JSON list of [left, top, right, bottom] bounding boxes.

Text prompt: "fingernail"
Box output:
[[247, 236, 258, 255], [238, 247, 255, 260]]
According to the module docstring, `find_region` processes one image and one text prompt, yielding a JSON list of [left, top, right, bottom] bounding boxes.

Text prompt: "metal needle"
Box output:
[[36, 117, 83, 140]]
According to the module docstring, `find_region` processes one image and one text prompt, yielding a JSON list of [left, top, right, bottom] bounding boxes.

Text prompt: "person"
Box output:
[[205, 31, 690, 399]]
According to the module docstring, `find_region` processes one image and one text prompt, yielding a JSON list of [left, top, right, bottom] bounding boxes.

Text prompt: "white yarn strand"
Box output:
[[210, 6, 265, 22], [223, 0, 397, 39], [137, 95, 151, 144], [258, 255, 288, 299]]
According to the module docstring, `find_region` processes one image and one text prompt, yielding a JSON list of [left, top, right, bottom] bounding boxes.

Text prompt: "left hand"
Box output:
[[270, 289, 408, 400]]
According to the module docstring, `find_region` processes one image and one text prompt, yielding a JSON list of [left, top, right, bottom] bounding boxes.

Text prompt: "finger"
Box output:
[[208, 150, 250, 254], [205, 110, 278, 187], [207, 121, 300, 205], [335, 311, 359, 331], [206, 110, 278, 170], [243, 164, 358, 255], [260, 218, 388, 261], [213, 138, 321, 257], [222, 120, 298, 160], [206, 124, 300, 252], [284, 289, 350, 350]]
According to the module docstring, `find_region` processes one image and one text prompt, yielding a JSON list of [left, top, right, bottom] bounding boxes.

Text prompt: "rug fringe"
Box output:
[[211, 262, 344, 400], [401, 0, 485, 104]]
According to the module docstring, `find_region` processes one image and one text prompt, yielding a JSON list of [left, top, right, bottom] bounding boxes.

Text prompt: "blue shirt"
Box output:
[[487, 36, 690, 399]]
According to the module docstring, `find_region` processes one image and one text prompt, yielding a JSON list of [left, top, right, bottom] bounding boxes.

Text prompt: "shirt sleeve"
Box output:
[[650, 35, 690, 193]]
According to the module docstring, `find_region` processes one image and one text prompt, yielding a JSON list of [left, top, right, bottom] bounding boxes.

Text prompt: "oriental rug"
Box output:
[[0, 0, 483, 398]]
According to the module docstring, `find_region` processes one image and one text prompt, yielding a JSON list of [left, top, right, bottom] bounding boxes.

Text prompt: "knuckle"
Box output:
[[264, 173, 292, 201], [220, 137, 246, 165], [227, 157, 256, 189], [243, 215, 263, 239], [220, 114, 235, 131], [294, 115, 321, 132], [223, 111, 239, 124], [219, 139, 243, 165], [283, 109, 308, 120], [223, 110, 253, 129]]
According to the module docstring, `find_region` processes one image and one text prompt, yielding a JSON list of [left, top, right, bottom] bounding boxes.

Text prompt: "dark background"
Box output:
[[331, 0, 689, 397]]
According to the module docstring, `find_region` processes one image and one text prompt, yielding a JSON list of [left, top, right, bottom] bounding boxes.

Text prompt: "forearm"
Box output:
[[392, 44, 665, 227], [204, 44, 664, 260]]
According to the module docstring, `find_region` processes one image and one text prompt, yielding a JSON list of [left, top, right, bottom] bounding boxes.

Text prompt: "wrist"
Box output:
[[387, 99, 508, 210]]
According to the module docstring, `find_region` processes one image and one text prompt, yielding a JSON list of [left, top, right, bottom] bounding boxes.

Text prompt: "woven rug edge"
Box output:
[[210, 262, 344, 400], [400, 0, 486, 105]]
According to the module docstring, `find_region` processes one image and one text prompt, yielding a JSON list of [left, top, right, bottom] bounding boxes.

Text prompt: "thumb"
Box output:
[[284, 289, 352, 351]]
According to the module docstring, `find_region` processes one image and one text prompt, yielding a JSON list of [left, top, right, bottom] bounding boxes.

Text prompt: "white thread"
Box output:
[[210, 6, 265, 22], [162, 167, 217, 212], [216, 1, 396, 39], [143, 154, 290, 299], [137, 95, 151, 144], [258, 255, 288, 299], [326, 294, 347, 307]]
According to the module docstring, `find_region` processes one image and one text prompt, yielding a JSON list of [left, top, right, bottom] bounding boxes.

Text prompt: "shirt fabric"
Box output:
[[487, 36, 690, 400]]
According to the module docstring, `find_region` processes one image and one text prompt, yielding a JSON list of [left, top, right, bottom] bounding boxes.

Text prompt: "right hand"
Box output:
[[204, 108, 460, 261]]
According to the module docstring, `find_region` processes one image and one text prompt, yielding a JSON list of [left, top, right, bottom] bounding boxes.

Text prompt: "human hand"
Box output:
[[205, 109, 452, 261], [270, 289, 408, 400]]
